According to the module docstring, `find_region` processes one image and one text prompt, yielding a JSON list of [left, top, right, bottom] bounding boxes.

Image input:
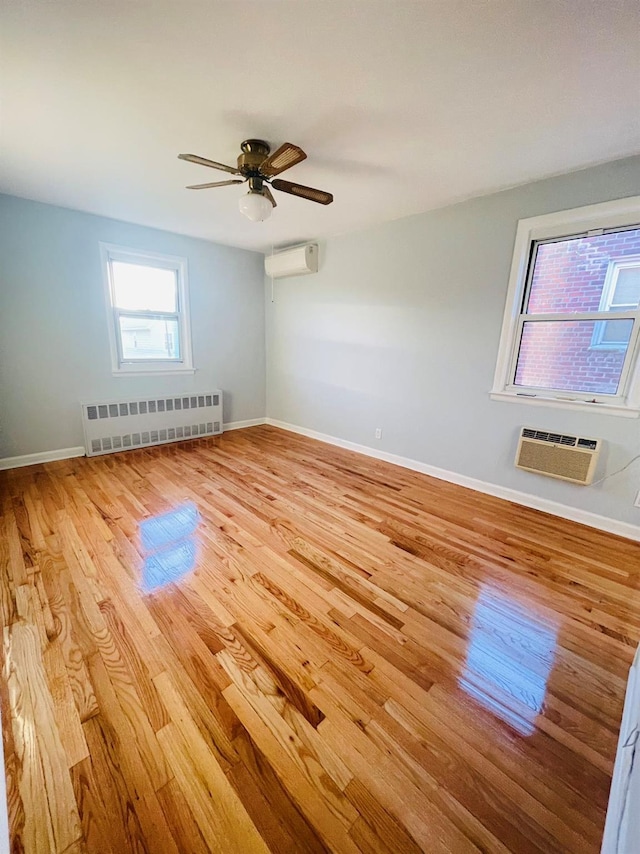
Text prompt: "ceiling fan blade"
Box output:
[[262, 185, 277, 208], [271, 179, 333, 205], [259, 142, 307, 177], [178, 153, 241, 175], [186, 179, 244, 189]]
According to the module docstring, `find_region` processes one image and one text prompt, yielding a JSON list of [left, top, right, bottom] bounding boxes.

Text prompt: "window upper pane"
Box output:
[[111, 261, 177, 312], [514, 319, 633, 395], [525, 227, 640, 314]]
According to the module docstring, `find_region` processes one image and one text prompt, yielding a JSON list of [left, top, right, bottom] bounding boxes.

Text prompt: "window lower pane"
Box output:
[[119, 315, 181, 361], [514, 319, 633, 395]]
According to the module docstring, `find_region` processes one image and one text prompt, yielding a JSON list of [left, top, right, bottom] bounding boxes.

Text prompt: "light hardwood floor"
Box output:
[[1, 425, 639, 853]]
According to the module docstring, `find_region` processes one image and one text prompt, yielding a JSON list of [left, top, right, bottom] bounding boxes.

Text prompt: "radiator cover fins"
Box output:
[[82, 391, 222, 456]]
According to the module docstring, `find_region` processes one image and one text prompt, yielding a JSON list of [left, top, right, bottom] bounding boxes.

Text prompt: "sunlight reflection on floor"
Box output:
[[139, 501, 200, 592], [459, 586, 558, 736]]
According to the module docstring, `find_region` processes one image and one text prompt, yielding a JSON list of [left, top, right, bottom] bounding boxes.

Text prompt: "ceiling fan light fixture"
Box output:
[[239, 189, 273, 222], [179, 139, 333, 217]]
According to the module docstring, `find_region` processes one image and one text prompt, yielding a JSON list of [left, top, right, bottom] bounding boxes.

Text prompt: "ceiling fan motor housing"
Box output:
[[237, 139, 270, 175]]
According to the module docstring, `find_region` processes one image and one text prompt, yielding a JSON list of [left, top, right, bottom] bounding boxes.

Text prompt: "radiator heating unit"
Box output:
[[515, 427, 601, 485], [81, 391, 222, 457]]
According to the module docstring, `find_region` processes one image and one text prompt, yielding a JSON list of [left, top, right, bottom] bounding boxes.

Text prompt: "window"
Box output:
[[492, 196, 640, 416], [100, 244, 194, 375], [591, 257, 640, 349]]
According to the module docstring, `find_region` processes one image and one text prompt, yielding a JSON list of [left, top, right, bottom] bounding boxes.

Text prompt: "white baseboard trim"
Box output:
[[0, 421, 267, 470], [0, 446, 86, 471], [223, 418, 267, 432], [3, 421, 637, 541], [265, 418, 640, 542]]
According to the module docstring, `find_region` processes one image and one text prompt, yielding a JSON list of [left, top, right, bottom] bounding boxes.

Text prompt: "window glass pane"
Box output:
[[119, 315, 181, 360], [526, 228, 640, 314], [514, 319, 633, 394], [111, 262, 177, 312], [611, 266, 640, 308]]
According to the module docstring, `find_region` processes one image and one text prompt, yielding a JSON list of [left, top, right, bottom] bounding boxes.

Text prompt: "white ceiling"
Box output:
[[1, 1, 639, 253]]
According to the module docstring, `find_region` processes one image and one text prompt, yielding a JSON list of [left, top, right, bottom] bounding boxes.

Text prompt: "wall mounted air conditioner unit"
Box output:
[[515, 427, 601, 485], [264, 244, 318, 279]]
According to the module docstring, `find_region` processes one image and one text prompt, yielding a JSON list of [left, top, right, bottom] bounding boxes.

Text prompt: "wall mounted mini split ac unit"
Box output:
[[264, 244, 318, 279], [515, 427, 601, 485]]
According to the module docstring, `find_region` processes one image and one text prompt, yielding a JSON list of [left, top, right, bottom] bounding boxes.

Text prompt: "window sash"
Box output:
[[514, 310, 636, 323], [114, 309, 182, 363], [528, 221, 640, 249], [107, 253, 181, 274], [114, 307, 180, 320], [108, 259, 179, 313], [522, 234, 640, 315], [507, 314, 640, 401]]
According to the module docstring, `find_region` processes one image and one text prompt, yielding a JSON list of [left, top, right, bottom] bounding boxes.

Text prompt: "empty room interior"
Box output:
[[2, 2, 640, 852]]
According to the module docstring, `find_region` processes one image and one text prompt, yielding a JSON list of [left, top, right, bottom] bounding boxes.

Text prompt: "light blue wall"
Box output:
[[0, 195, 265, 457], [266, 155, 640, 528]]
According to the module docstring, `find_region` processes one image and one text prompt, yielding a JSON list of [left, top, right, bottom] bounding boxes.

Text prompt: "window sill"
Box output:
[[489, 391, 640, 418], [112, 368, 196, 377]]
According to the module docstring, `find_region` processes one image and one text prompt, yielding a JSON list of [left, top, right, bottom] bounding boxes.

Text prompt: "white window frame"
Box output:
[[491, 195, 640, 418], [100, 243, 195, 376], [591, 255, 640, 349]]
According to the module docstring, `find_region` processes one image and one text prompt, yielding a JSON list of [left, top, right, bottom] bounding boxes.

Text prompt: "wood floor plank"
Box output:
[[146, 591, 242, 747], [98, 597, 170, 733], [228, 727, 331, 854], [80, 716, 151, 853], [43, 638, 89, 768], [0, 511, 18, 628], [39, 549, 100, 723], [154, 670, 270, 853], [224, 681, 363, 854], [319, 708, 478, 854], [345, 778, 424, 854], [231, 620, 326, 728], [2, 425, 639, 852], [70, 754, 122, 854], [155, 778, 211, 854], [4, 623, 82, 853]]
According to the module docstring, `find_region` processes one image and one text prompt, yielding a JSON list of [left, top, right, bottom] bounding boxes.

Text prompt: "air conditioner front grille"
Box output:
[[82, 392, 223, 457], [515, 427, 601, 485]]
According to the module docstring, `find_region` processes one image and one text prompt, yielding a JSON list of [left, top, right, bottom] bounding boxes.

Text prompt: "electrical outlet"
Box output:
[[635, 490, 640, 508], [375, 427, 382, 440]]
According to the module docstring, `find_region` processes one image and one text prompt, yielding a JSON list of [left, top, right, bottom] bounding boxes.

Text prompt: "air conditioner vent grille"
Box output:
[[521, 428, 577, 446]]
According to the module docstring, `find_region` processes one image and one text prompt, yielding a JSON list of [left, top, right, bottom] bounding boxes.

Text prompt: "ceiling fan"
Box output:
[[178, 139, 333, 222]]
